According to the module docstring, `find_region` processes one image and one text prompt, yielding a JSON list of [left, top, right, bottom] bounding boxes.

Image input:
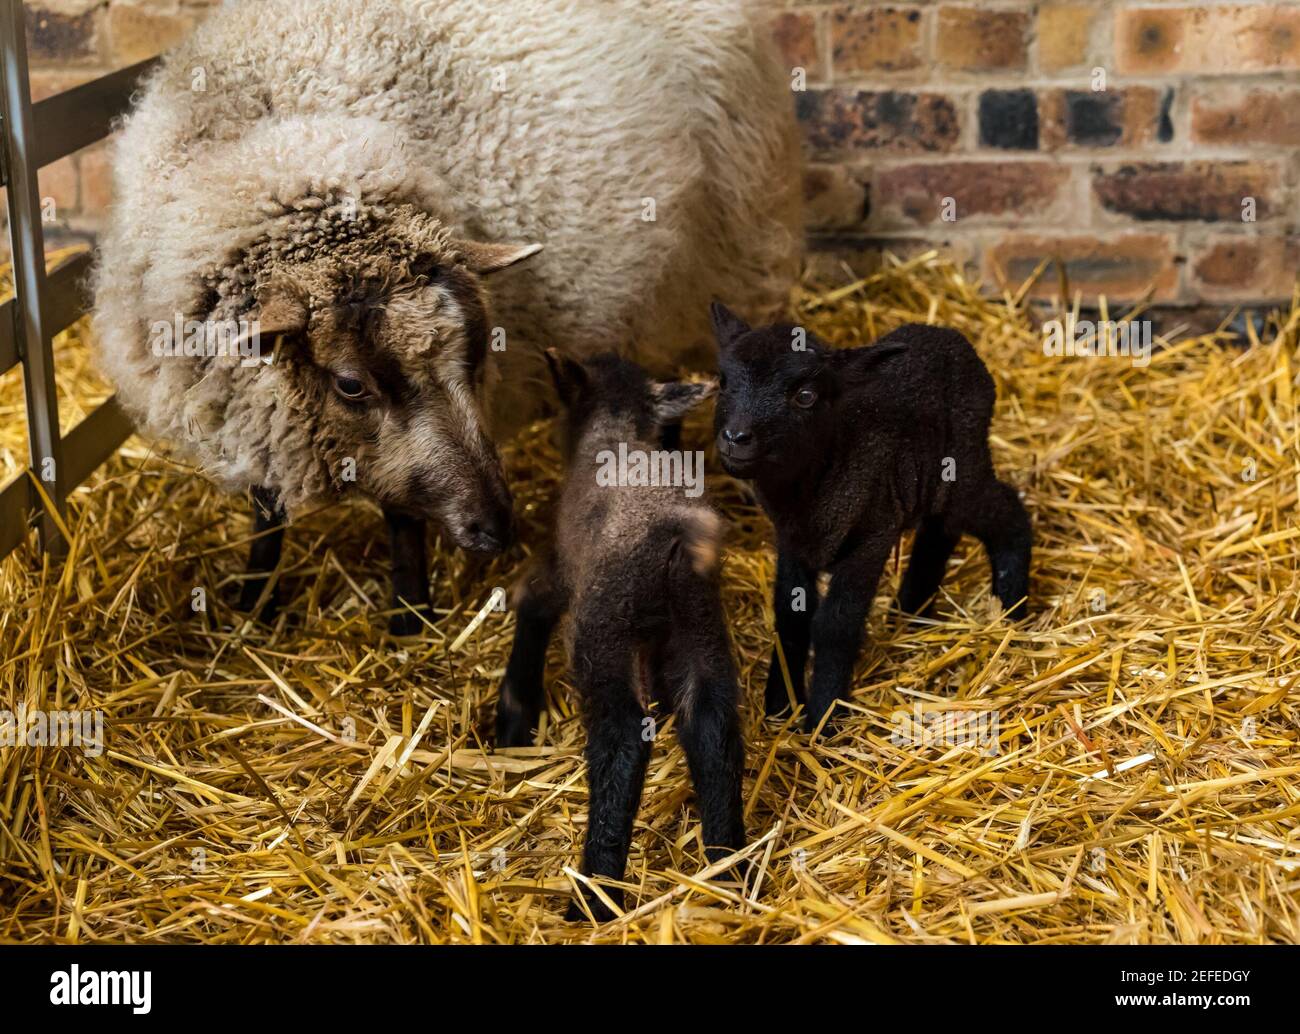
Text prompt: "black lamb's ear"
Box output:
[[709, 300, 751, 350], [651, 378, 717, 424], [543, 348, 587, 408], [862, 340, 909, 365]]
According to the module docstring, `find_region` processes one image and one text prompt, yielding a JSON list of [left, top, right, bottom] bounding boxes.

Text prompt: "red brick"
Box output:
[[1038, 4, 1099, 72], [1092, 161, 1281, 223], [37, 155, 78, 216], [985, 233, 1179, 301], [1040, 87, 1174, 150], [874, 161, 1070, 229], [807, 235, 979, 289], [1192, 86, 1300, 147], [936, 7, 1030, 72], [28, 69, 101, 103], [830, 6, 924, 74], [1117, 6, 1300, 75], [1193, 236, 1300, 300], [770, 11, 825, 81], [797, 89, 961, 157], [803, 164, 870, 231], [106, 3, 195, 66], [25, 4, 99, 64], [78, 144, 113, 215]]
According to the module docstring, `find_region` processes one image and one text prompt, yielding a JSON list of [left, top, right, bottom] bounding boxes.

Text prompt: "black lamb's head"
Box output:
[[709, 301, 844, 479]]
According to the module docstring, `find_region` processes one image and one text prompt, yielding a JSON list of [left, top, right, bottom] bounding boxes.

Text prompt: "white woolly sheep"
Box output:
[[92, 0, 802, 626]]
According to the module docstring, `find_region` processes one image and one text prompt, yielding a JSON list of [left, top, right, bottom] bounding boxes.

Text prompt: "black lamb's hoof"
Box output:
[[896, 589, 937, 618], [764, 671, 801, 718], [495, 714, 536, 750], [565, 885, 623, 924], [803, 700, 843, 737], [236, 581, 280, 622], [388, 607, 430, 636]]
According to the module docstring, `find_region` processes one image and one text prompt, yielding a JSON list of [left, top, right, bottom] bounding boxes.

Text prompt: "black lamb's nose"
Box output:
[[722, 428, 753, 446]]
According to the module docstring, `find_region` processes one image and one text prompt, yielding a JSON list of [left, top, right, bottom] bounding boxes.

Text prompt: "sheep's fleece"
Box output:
[[93, 0, 802, 510]]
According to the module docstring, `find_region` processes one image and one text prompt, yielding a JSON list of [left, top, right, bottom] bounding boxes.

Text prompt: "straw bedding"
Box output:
[[2, 249, 1298, 944]]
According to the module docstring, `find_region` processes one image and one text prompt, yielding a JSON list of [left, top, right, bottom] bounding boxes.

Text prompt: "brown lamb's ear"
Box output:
[[453, 239, 543, 276], [543, 347, 587, 409], [709, 300, 751, 351], [651, 379, 716, 424]]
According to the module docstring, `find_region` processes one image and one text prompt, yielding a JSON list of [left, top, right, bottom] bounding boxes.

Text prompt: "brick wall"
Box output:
[[776, 0, 1300, 306], [12, 1, 1300, 310]]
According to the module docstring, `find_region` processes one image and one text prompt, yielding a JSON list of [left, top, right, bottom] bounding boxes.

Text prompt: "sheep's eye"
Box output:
[[333, 375, 369, 401], [793, 386, 818, 409]]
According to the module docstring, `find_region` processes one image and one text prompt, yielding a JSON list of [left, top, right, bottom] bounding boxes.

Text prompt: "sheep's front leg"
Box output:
[[384, 509, 430, 635], [804, 535, 892, 734], [495, 557, 565, 748], [765, 545, 818, 716], [568, 632, 651, 922], [237, 486, 285, 619]]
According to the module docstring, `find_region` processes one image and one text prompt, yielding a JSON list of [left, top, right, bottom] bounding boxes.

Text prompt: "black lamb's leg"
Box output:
[[238, 486, 285, 619], [495, 556, 566, 748], [385, 508, 430, 635], [804, 534, 892, 735], [566, 620, 650, 923], [765, 544, 817, 716], [898, 516, 959, 616], [665, 590, 745, 867], [963, 479, 1032, 620]]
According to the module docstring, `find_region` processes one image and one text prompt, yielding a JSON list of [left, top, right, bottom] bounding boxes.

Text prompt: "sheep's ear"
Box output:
[[543, 347, 587, 407], [709, 300, 751, 351], [454, 239, 543, 275], [651, 378, 716, 423]]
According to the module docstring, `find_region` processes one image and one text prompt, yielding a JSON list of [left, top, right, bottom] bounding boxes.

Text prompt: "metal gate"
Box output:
[[0, 0, 155, 557]]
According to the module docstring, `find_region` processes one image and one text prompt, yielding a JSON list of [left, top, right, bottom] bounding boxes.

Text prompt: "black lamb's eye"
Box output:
[[718, 373, 728, 391], [334, 375, 368, 401], [793, 386, 818, 409]]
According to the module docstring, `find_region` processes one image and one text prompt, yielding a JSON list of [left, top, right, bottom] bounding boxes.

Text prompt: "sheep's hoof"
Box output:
[[388, 608, 430, 636]]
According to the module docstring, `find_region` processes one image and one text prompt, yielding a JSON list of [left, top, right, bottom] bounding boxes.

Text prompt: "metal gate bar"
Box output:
[[0, 0, 156, 559]]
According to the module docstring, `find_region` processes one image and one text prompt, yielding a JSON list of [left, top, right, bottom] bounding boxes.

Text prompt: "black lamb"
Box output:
[[496, 350, 744, 921], [710, 303, 1031, 733]]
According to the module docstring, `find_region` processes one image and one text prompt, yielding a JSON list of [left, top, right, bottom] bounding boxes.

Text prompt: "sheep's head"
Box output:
[[233, 204, 540, 553]]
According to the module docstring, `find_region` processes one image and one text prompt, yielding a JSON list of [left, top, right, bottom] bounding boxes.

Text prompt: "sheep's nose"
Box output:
[[722, 427, 754, 446], [461, 510, 513, 555]]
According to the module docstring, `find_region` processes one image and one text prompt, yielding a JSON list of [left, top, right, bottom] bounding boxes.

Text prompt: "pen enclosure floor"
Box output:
[[3, 251, 1299, 943]]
